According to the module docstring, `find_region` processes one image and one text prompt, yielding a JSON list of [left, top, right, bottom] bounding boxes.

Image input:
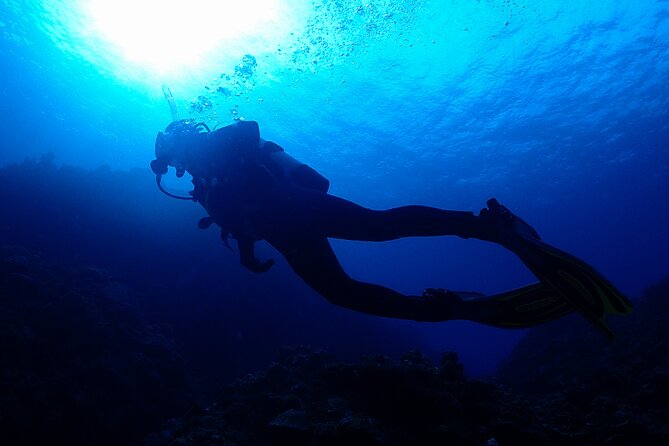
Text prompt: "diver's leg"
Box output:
[[275, 188, 492, 242], [268, 236, 452, 322]]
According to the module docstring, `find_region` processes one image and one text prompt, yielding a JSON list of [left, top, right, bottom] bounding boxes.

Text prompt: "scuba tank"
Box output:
[[262, 141, 330, 193]]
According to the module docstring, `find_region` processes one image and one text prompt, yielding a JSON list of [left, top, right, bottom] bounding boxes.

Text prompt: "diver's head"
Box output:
[[152, 119, 210, 177]]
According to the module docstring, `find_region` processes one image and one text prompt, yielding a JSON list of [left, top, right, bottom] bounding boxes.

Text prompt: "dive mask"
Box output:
[[150, 119, 211, 200]]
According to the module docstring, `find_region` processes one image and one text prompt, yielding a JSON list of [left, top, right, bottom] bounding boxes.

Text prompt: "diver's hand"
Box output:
[[243, 257, 274, 274], [238, 238, 274, 273]]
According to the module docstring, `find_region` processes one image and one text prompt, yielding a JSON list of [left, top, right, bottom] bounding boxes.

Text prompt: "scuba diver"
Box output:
[[151, 84, 631, 335], [150, 117, 584, 328]]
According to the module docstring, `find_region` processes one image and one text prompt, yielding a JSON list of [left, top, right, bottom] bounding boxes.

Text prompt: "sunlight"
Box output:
[[83, 0, 280, 75]]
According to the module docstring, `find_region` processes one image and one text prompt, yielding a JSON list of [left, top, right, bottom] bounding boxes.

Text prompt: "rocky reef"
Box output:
[[145, 280, 669, 446], [496, 278, 669, 445], [145, 347, 549, 446], [3, 242, 668, 445], [0, 247, 193, 446]]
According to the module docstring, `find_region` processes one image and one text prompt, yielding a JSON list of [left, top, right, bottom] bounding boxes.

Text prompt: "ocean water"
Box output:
[[1, 0, 668, 379]]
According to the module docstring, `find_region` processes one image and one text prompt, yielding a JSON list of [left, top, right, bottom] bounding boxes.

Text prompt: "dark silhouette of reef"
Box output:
[[496, 278, 669, 445], [145, 347, 545, 446], [145, 281, 669, 446], [0, 246, 192, 446]]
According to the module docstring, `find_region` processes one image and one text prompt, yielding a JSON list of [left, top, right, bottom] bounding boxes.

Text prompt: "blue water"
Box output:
[[1, 0, 668, 376]]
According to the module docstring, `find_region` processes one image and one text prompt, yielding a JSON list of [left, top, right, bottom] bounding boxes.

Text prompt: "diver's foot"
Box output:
[[478, 198, 541, 246]]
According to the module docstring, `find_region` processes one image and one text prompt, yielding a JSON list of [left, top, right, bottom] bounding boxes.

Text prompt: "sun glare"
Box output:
[[81, 0, 283, 76]]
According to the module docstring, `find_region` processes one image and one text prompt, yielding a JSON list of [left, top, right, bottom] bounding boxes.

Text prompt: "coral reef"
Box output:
[[0, 247, 193, 446], [145, 280, 669, 446], [145, 347, 552, 446], [496, 278, 669, 445]]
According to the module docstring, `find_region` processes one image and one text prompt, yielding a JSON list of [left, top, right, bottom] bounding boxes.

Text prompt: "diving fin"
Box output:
[[485, 198, 632, 340], [423, 282, 573, 329]]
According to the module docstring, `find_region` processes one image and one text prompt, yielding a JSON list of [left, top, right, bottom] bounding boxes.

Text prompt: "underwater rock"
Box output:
[[496, 276, 669, 444], [0, 248, 193, 446], [269, 408, 310, 432], [145, 276, 669, 445], [145, 346, 557, 446]]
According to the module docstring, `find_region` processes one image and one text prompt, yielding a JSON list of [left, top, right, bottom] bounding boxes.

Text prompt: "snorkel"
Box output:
[[151, 85, 210, 200], [163, 84, 180, 122]]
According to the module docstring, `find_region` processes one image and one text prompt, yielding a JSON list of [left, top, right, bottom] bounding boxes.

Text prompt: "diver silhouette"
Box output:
[[150, 119, 584, 328]]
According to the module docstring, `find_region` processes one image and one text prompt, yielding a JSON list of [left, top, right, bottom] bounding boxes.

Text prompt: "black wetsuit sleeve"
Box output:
[[238, 238, 274, 273]]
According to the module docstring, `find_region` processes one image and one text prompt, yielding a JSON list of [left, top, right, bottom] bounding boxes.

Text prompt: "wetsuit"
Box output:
[[189, 121, 490, 322]]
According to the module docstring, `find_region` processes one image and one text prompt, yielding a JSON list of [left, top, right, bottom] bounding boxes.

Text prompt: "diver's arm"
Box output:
[[238, 238, 274, 273]]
